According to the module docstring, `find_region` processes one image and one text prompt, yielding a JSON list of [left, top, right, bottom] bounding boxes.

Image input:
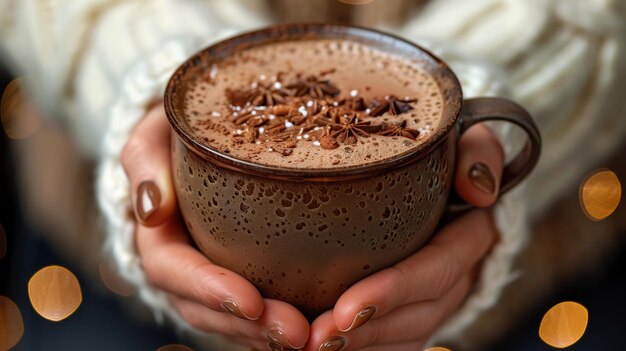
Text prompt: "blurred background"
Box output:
[[1, 0, 625, 350]]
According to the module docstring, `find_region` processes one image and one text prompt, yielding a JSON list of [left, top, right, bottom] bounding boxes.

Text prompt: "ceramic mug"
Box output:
[[164, 23, 541, 318]]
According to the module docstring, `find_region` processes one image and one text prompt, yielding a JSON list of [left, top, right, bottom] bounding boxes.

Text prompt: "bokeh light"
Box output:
[[580, 169, 621, 221], [99, 262, 135, 297], [0, 296, 24, 350], [337, 0, 376, 5], [0, 77, 41, 139], [0, 223, 6, 260], [28, 265, 82, 321], [424, 347, 451, 351], [156, 344, 194, 351], [539, 301, 588, 348]]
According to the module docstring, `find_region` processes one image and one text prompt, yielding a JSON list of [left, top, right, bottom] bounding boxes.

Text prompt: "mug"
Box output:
[[164, 23, 541, 318]]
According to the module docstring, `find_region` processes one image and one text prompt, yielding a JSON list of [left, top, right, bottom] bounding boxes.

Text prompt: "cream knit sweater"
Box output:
[[1, 0, 624, 349]]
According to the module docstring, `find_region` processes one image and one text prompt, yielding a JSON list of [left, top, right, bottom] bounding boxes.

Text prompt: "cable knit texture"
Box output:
[[402, 0, 626, 345], [402, 44, 531, 345], [90, 2, 268, 349], [97, 39, 192, 323]]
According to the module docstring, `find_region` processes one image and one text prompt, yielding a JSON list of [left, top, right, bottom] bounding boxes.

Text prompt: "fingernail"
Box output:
[[267, 341, 299, 350], [221, 300, 256, 321], [340, 305, 376, 332], [319, 336, 346, 351], [469, 162, 496, 194], [136, 180, 161, 222], [264, 327, 301, 349]]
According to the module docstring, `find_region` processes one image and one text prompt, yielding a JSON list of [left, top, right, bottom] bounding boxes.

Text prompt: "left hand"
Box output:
[[306, 124, 504, 351], [122, 104, 310, 351]]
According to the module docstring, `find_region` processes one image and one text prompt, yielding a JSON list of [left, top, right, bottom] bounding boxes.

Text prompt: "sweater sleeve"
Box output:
[[90, 2, 270, 347], [0, 0, 270, 156], [400, 0, 626, 345], [1, 0, 269, 348]]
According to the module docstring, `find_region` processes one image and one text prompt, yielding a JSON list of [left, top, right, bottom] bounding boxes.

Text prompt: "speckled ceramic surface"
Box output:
[[165, 24, 541, 317]]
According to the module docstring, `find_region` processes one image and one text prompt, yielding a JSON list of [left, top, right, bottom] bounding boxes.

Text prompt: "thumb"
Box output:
[[121, 102, 176, 227], [455, 124, 504, 208]]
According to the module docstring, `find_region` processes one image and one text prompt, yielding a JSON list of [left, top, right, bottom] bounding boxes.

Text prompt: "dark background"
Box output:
[[0, 64, 181, 350], [2, 64, 626, 350]]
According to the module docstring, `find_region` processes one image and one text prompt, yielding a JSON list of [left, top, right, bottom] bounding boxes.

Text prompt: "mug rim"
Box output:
[[164, 23, 463, 181]]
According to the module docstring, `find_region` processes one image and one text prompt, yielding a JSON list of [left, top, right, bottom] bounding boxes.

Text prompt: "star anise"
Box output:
[[304, 98, 326, 115], [294, 98, 332, 120], [309, 107, 333, 126], [286, 76, 340, 98], [310, 105, 355, 126], [318, 126, 339, 150], [245, 82, 291, 106], [368, 96, 417, 117], [378, 120, 420, 140], [338, 97, 366, 111], [318, 113, 382, 144], [219, 72, 427, 157]]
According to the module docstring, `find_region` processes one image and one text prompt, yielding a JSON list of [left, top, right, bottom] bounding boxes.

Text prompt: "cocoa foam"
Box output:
[[183, 39, 444, 169]]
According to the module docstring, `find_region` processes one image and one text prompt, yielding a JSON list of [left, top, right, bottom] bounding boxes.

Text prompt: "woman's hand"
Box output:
[[121, 103, 310, 351], [306, 124, 504, 351]]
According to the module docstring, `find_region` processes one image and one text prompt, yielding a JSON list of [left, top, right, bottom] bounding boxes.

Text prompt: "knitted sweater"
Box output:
[[1, 0, 624, 349]]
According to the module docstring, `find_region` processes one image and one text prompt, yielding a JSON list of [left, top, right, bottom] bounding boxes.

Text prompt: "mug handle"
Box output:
[[442, 97, 542, 222]]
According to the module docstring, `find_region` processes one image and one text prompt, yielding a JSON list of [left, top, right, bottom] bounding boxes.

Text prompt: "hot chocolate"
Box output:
[[166, 24, 540, 318], [183, 39, 444, 169]]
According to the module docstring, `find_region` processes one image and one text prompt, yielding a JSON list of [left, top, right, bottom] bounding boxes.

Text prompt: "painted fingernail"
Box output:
[[469, 162, 496, 194], [341, 305, 376, 332], [267, 341, 299, 350], [319, 335, 346, 351], [264, 328, 301, 349], [136, 180, 161, 222], [221, 300, 256, 320]]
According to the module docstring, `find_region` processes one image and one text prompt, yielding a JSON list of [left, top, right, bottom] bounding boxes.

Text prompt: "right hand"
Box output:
[[121, 103, 310, 350]]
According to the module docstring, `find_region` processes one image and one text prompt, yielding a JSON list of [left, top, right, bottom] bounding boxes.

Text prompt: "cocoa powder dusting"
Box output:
[[201, 74, 419, 156]]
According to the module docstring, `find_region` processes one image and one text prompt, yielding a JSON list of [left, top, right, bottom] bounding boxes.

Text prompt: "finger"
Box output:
[[455, 124, 504, 208], [344, 274, 471, 350], [137, 216, 264, 320], [121, 103, 175, 226], [305, 310, 335, 351], [310, 273, 472, 351], [332, 210, 496, 332], [260, 299, 309, 350], [172, 296, 309, 350]]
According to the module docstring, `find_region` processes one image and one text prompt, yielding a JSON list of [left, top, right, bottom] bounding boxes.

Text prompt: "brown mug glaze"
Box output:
[[164, 23, 541, 318]]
